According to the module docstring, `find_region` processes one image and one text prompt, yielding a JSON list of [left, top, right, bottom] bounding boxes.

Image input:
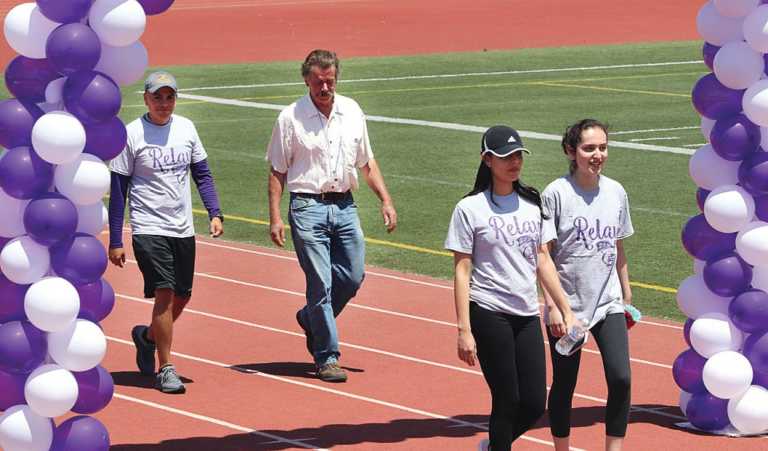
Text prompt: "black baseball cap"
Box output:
[[481, 125, 530, 157]]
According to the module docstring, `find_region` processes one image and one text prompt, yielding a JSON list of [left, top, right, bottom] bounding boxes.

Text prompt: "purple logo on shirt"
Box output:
[[143, 145, 191, 184], [488, 215, 540, 262], [574, 217, 619, 267]]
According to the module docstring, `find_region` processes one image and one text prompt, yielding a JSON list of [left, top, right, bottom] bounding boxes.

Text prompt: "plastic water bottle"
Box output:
[[555, 320, 588, 356]]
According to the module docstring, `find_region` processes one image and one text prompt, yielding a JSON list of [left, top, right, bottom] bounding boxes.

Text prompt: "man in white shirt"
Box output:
[[266, 49, 397, 382]]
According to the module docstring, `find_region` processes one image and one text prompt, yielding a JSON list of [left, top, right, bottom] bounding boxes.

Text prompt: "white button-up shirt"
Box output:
[[266, 94, 374, 194]]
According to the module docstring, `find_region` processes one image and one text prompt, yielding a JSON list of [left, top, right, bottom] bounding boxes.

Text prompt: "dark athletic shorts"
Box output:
[[132, 235, 196, 299]]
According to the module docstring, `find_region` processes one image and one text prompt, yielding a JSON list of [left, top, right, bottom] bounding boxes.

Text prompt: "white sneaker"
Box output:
[[477, 438, 489, 451]]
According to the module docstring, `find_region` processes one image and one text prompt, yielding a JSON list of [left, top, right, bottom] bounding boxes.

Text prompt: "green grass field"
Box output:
[[117, 40, 708, 322]]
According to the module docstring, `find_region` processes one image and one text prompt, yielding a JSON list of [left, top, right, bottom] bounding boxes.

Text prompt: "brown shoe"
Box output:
[[317, 362, 347, 383]]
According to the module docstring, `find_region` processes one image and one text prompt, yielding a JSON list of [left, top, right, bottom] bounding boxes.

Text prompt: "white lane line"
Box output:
[[113, 392, 328, 450], [628, 137, 679, 142], [108, 336, 570, 449], [177, 92, 694, 155], [611, 126, 699, 135], [683, 143, 707, 148], [178, 60, 703, 92]]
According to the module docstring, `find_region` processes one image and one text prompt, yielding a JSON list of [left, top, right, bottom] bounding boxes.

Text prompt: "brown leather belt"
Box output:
[[293, 191, 352, 202]]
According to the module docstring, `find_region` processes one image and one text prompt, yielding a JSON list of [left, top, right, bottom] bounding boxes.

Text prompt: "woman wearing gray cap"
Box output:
[[445, 125, 575, 450], [108, 71, 224, 394]]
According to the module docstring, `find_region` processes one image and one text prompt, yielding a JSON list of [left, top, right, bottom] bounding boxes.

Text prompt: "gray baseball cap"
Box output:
[[144, 71, 177, 93]]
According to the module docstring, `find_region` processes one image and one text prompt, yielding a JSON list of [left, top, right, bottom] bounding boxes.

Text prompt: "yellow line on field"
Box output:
[[537, 81, 689, 98], [629, 281, 677, 294]]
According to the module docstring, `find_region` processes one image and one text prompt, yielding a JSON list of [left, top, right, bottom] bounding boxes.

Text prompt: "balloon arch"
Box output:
[[0, 1, 174, 450]]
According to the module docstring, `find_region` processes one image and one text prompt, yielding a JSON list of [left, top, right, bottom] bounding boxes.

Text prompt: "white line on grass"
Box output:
[[629, 137, 680, 142], [611, 126, 700, 135], [178, 60, 703, 92], [177, 93, 695, 155]]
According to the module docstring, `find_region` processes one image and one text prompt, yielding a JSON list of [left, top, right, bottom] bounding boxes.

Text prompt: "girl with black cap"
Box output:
[[445, 125, 575, 450]]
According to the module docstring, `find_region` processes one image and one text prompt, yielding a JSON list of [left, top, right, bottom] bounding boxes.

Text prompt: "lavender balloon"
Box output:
[[76, 278, 115, 322], [702, 252, 752, 297], [686, 392, 730, 431], [71, 366, 114, 414], [681, 214, 737, 260], [138, 0, 175, 15], [0, 146, 53, 199], [37, 0, 93, 24], [63, 71, 122, 125], [46, 23, 102, 76], [50, 233, 108, 285], [710, 114, 761, 161], [696, 188, 710, 213], [730, 289, 768, 334], [739, 151, 768, 195], [83, 116, 128, 161], [672, 348, 707, 394], [743, 332, 768, 388], [691, 73, 745, 120], [703, 42, 719, 71], [4, 56, 59, 103], [0, 273, 29, 323], [51, 416, 110, 451], [24, 192, 79, 246], [0, 320, 47, 374], [0, 368, 26, 410], [0, 99, 43, 148]]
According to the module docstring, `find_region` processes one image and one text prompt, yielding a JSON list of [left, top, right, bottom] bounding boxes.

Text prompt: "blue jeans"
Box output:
[[289, 193, 365, 366]]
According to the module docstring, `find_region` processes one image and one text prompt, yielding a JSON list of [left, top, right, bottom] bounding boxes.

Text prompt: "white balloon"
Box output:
[[94, 40, 148, 86], [676, 274, 731, 319], [715, 0, 760, 17], [714, 41, 765, 89], [751, 264, 768, 291], [697, 1, 746, 45], [48, 319, 107, 371], [702, 115, 717, 141], [89, 0, 146, 47], [736, 220, 768, 265], [54, 153, 111, 206], [0, 405, 53, 451], [703, 350, 753, 399], [0, 236, 50, 284], [0, 187, 27, 238], [744, 5, 768, 52], [704, 184, 756, 232], [689, 144, 740, 190], [743, 79, 768, 127], [728, 385, 768, 434], [44, 77, 66, 104], [76, 201, 108, 235], [31, 111, 86, 165], [761, 126, 768, 150], [693, 258, 707, 275], [24, 364, 78, 418], [3, 3, 59, 59], [690, 313, 744, 358], [24, 277, 80, 332], [680, 390, 693, 416]]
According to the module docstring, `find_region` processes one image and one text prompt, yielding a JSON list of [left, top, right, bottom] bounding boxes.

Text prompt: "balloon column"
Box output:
[[0, 1, 174, 450], [676, 0, 768, 436]]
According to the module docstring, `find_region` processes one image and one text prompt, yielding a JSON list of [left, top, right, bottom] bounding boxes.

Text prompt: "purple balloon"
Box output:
[[730, 289, 768, 334], [702, 252, 752, 297], [0, 99, 43, 148], [0, 321, 47, 374], [138, 0, 175, 15], [672, 348, 707, 394], [37, 0, 92, 23], [691, 73, 745, 120], [71, 366, 114, 414], [683, 318, 693, 348], [703, 42, 720, 71], [744, 332, 768, 387], [4, 56, 59, 103], [681, 214, 737, 260], [696, 188, 710, 213], [83, 116, 127, 161], [739, 151, 768, 196], [63, 71, 122, 125], [76, 278, 115, 322], [687, 392, 730, 431], [51, 416, 110, 451], [50, 233, 108, 285], [0, 368, 26, 410], [710, 114, 761, 161], [0, 146, 53, 199], [46, 23, 102, 76], [0, 273, 29, 323], [24, 192, 79, 246], [756, 194, 768, 221]]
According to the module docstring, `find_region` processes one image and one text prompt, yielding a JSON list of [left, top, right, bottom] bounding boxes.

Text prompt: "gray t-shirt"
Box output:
[[541, 175, 634, 327], [445, 190, 544, 316], [109, 114, 207, 238]]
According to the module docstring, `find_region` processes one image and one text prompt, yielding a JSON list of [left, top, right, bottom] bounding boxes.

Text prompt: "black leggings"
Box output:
[[470, 302, 546, 450], [547, 312, 631, 438]]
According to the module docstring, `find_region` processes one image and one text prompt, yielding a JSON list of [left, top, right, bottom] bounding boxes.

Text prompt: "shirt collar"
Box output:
[[299, 93, 344, 119]]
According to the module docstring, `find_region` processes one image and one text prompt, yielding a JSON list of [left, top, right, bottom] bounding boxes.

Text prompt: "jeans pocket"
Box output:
[[290, 197, 312, 212]]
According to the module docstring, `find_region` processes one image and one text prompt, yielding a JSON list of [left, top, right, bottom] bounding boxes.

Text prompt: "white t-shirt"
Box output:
[[445, 190, 544, 316], [109, 114, 208, 238], [541, 175, 634, 327], [266, 94, 374, 194]]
